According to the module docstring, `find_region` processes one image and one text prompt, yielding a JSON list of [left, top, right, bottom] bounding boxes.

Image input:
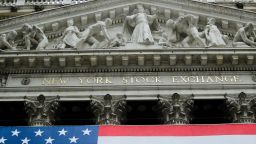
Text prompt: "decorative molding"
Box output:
[[24, 94, 60, 126], [0, 48, 255, 74], [158, 93, 194, 124], [90, 94, 126, 125], [225, 92, 256, 123]]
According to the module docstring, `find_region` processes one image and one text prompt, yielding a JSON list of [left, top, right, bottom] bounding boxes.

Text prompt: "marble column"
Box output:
[[158, 93, 194, 124], [90, 94, 126, 125], [24, 94, 60, 126], [225, 92, 256, 123]]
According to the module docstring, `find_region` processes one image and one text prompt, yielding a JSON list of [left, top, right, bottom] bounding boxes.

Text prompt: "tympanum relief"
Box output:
[[0, 5, 255, 51]]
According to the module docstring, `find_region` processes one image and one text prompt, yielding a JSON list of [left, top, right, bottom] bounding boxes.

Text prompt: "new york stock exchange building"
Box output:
[[0, 0, 256, 144]]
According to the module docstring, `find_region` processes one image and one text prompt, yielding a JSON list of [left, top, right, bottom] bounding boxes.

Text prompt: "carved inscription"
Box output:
[[122, 76, 162, 84], [42, 78, 69, 85], [171, 76, 240, 83], [78, 77, 112, 84], [39, 75, 240, 86]]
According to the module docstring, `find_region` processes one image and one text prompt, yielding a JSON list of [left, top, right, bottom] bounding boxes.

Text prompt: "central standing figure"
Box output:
[[123, 5, 159, 45]]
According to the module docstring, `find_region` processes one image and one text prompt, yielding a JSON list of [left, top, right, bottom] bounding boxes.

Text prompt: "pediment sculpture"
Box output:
[[123, 5, 160, 45], [0, 5, 255, 51], [232, 22, 256, 48]]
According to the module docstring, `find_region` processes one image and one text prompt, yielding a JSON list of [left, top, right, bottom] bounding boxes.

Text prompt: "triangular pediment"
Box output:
[[0, 0, 254, 37], [0, 0, 255, 50]]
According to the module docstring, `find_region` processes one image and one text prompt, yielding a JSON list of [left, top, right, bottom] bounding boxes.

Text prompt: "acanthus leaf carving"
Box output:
[[225, 92, 256, 123], [158, 93, 194, 125], [90, 94, 126, 125], [24, 94, 60, 126]]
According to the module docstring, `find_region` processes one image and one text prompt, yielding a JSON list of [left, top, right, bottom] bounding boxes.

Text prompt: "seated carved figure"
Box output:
[[62, 19, 80, 48], [204, 18, 226, 47], [22, 23, 49, 50], [233, 22, 256, 48], [0, 30, 17, 51], [76, 18, 112, 49], [166, 14, 207, 47]]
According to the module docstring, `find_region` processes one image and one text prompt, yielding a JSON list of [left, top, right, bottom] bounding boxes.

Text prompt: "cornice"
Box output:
[[0, 48, 256, 74]]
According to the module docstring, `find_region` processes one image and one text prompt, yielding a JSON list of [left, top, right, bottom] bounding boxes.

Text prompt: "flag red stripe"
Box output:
[[98, 124, 256, 136]]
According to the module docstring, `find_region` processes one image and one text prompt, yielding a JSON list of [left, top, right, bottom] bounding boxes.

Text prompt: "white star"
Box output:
[[21, 137, 30, 144], [11, 129, 20, 136], [35, 129, 44, 136], [45, 137, 54, 144], [69, 136, 79, 143], [82, 128, 91, 135], [58, 128, 67, 136], [0, 137, 7, 144]]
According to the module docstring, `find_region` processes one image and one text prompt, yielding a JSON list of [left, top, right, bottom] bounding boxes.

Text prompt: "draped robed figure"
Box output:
[[123, 5, 159, 45]]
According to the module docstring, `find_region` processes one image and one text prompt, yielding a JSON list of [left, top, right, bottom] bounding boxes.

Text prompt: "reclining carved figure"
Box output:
[[166, 14, 207, 47]]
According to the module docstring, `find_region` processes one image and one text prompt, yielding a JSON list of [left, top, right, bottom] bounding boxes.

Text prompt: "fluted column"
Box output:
[[90, 94, 126, 125], [24, 94, 60, 126], [225, 92, 256, 123], [158, 93, 194, 124]]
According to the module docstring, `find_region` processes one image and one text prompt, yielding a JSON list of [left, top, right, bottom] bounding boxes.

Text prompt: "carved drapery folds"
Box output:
[[90, 94, 126, 125], [225, 92, 256, 123], [158, 93, 194, 124], [24, 94, 60, 126]]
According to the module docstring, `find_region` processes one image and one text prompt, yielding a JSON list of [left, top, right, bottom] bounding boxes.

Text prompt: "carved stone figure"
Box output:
[[0, 75, 7, 87], [123, 5, 159, 45], [166, 14, 207, 47], [24, 94, 60, 126], [158, 93, 194, 124], [225, 92, 256, 123], [62, 19, 80, 48], [109, 33, 126, 47], [158, 33, 170, 47], [76, 18, 112, 49], [22, 23, 49, 50], [233, 22, 256, 48], [204, 18, 226, 47], [90, 94, 126, 125], [0, 30, 17, 51]]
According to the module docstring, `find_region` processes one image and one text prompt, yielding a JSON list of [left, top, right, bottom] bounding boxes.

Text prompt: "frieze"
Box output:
[[6, 72, 256, 87]]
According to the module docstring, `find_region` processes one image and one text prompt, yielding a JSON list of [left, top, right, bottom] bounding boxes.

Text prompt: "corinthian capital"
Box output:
[[24, 94, 60, 126], [225, 92, 256, 123], [90, 94, 126, 125], [158, 93, 194, 124]]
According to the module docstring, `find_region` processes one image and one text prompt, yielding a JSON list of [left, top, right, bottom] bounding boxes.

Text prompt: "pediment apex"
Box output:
[[0, 0, 255, 33]]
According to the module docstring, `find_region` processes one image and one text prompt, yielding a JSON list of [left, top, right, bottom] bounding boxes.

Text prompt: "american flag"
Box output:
[[0, 124, 256, 144], [0, 126, 98, 144]]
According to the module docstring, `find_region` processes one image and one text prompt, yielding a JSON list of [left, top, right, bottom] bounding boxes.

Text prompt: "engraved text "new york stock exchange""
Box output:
[[41, 75, 240, 85]]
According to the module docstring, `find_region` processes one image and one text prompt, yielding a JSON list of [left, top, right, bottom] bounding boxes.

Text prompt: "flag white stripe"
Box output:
[[98, 135, 256, 144]]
